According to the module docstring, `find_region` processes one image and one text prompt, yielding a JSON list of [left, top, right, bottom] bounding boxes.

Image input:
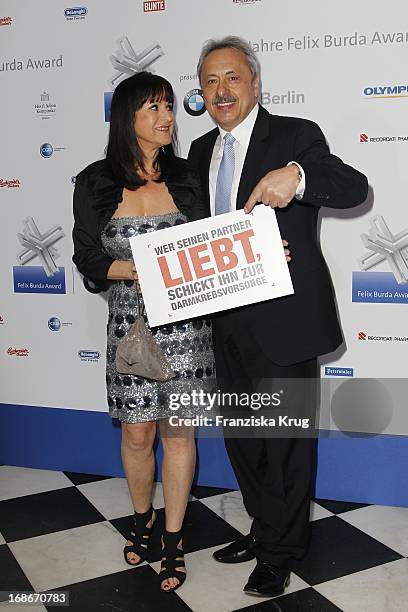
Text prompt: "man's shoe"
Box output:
[[213, 535, 256, 563], [243, 561, 290, 597]]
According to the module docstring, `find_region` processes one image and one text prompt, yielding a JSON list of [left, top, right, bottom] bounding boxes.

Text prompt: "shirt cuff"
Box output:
[[287, 161, 305, 200]]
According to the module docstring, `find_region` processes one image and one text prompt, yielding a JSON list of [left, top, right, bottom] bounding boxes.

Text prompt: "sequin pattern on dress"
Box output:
[[101, 212, 215, 423]]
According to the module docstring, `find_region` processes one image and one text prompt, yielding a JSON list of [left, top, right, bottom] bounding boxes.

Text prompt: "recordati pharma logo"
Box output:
[[363, 85, 408, 99], [359, 131, 408, 143], [357, 330, 408, 342]]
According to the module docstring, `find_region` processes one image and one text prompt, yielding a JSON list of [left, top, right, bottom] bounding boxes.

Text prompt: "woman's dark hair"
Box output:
[[106, 71, 178, 189]]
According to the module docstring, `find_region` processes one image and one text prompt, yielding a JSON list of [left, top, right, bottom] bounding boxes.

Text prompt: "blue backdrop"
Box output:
[[1, 403, 407, 506]]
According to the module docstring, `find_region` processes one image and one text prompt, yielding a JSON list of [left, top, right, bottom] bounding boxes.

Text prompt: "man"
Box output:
[[188, 36, 368, 597]]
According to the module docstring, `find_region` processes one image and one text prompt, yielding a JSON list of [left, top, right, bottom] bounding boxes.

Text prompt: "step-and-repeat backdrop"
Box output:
[[1, 0, 407, 439]]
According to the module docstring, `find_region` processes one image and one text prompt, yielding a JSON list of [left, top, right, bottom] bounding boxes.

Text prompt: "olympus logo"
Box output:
[[364, 85, 408, 98]]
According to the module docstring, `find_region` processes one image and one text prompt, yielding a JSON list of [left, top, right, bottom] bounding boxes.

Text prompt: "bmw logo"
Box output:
[[40, 143, 54, 158], [183, 89, 206, 116], [48, 317, 61, 331]]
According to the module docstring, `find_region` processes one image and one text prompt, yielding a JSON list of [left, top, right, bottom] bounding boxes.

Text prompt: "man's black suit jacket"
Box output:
[[188, 106, 368, 366]]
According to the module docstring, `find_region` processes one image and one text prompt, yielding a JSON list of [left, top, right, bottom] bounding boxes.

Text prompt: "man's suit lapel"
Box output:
[[236, 106, 275, 210], [199, 129, 218, 215]]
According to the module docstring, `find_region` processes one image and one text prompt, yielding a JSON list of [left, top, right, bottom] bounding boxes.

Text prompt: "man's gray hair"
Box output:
[[197, 36, 260, 82]]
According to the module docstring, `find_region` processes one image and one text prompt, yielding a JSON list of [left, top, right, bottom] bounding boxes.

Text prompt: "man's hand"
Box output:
[[283, 239, 291, 263], [244, 165, 300, 213]]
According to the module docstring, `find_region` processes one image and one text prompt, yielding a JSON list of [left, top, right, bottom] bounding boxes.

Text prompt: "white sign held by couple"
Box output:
[[130, 207, 294, 327]]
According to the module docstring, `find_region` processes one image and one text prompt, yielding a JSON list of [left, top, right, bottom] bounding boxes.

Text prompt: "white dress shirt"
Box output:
[[209, 104, 305, 216]]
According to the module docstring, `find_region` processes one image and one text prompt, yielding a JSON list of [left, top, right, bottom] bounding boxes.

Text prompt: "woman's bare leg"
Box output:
[[121, 421, 157, 563], [159, 421, 196, 590]]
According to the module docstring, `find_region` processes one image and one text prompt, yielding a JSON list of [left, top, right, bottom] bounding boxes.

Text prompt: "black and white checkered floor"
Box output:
[[1, 466, 407, 611]]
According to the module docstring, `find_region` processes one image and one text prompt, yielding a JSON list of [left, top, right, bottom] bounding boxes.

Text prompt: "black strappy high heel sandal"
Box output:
[[160, 530, 186, 592], [123, 506, 156, 566]]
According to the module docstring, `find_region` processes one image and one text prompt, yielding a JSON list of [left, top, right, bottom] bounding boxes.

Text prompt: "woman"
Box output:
[[72, 72, 215, 592]]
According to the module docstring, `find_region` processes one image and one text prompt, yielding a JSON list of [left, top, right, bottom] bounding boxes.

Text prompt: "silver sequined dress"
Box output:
[[101, 212, 215, 423]]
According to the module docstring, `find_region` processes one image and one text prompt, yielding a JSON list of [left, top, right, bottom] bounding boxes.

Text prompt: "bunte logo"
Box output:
[[143, 1, 165, 12]]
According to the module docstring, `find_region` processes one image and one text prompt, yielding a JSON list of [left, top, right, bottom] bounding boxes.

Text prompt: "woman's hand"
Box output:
[[107, 260, 138, 281]]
